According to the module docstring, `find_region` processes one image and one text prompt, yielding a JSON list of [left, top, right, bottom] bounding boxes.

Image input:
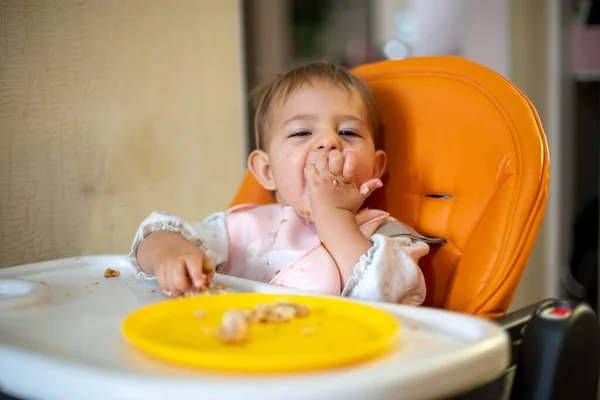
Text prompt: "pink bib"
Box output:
[[222, 204, 389, 295]]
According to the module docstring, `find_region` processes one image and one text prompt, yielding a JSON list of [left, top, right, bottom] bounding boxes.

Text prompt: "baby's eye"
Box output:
[[288, 130, 311, 138], [339, 130, 360, 137]]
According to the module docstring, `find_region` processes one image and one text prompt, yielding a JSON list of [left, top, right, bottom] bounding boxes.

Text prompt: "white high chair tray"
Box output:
[[0, 256, 509, 400]]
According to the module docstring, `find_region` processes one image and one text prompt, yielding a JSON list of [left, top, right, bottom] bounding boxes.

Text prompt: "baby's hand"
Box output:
[[149, 231, 214, 297], [304, 149, 382, 219]]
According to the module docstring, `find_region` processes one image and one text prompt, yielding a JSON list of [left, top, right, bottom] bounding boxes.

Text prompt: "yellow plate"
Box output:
[[122, 293, 400, 373]]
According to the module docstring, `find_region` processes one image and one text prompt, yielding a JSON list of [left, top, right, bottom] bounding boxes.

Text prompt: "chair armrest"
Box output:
[[495, 299, 557, 330], [494, 299, 600, 400], [495, 299, 557, 365]]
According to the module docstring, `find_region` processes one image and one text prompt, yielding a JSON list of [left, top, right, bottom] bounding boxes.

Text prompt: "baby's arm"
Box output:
[[128, 211, 229, 284], [340, 218, 438, 305], [314, 209, 373, 285]]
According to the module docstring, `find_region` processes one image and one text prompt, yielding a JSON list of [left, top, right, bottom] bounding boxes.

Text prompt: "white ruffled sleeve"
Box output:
[[341, 232, 430, 305], [126, 211, 229, 279]]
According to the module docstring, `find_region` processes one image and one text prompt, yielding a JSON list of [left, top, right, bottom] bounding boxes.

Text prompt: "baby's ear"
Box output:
[[374, 149, 387, 179], [248, 150, 277, 191]]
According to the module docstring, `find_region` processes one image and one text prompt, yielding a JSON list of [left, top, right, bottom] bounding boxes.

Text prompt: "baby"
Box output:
[[129, 61, 436, 305]]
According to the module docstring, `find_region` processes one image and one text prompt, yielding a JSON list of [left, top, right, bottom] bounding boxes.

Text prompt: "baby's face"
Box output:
[[264, 81, 383, 217]]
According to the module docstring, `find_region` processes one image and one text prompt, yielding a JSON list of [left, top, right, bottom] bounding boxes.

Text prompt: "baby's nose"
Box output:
[[315, 132, 340, 151]]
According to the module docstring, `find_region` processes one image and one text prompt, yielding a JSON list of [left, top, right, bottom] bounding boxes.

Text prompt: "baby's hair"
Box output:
[[250, 61, 381, 151]]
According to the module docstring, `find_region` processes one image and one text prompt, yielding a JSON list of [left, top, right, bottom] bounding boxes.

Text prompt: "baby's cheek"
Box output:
[[276, 176, 293, 193], [352, 159, 376, 185], [274, 161, 304, 196]]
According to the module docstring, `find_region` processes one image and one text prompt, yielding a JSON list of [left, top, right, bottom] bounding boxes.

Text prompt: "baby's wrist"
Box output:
[[314, 208, 357, 233], [144, 229, 186, 247], [311, 197, 364, 220]]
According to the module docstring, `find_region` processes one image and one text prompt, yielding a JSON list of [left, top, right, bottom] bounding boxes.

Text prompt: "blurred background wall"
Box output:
[[0, 0, 246, 268]]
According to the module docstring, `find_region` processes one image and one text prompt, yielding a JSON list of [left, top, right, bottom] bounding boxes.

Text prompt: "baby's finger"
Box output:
[[203, 253, 216, 281], [160, 268, 178, 297], [359, 178, 383, 198], [315, 155, 329, 175], [328, 150, 343, 176], [172, 263, 193, 294], [155, 265, 169, 292], [342, 149, 357, 181], [186, 257, 206, 288]]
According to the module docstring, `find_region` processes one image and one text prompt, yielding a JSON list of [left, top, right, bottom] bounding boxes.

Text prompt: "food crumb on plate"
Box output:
[[215, 309, 251, 345], [213, 302, 312, 345], [301, 327, 315, 335]]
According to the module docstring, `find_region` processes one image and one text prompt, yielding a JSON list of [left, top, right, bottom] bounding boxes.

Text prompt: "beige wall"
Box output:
[[0, 0, 246, 268]]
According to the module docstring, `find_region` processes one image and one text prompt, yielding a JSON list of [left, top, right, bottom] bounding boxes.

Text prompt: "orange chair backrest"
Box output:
[[230, 56, 550, 318]]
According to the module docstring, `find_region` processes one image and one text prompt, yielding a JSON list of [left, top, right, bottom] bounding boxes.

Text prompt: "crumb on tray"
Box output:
[[162, 283, 235, 298], [104, 268, 120, 278]]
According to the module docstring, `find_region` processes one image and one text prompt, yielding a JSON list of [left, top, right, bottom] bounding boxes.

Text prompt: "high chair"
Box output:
[[1, 57, 599, 400], [230, 56, 600, 399]]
